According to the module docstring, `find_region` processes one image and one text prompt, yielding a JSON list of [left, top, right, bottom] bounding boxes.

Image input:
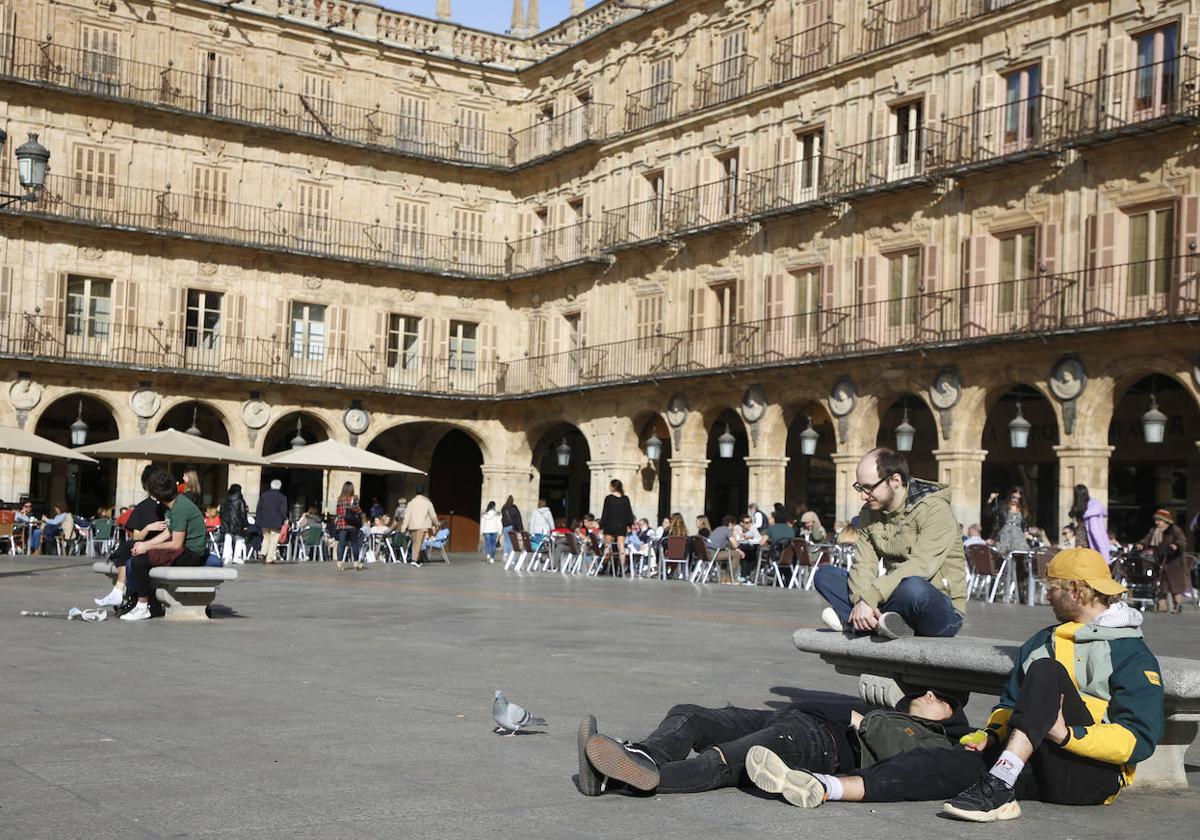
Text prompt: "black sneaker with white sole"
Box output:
[[577, 716, 603, 796], [874, 611, 915, 640], [942, 772, 1021, 822], [585, 734, 660, 791]]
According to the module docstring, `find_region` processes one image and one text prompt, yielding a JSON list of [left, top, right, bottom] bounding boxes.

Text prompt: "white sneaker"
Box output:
[[119, 602, 152, 622], [820, 607, 844, 632], [94, 588, 124, 607]]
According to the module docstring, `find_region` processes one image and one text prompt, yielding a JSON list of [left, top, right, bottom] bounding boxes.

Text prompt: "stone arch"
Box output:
[[528, 421, 592, 524], [780, 399, 837, 522], [976, 382, 1062, 534], [704, 406, 749, 524], [873, 392, 939, 481], [257, 411, 333, 513], [30, 392, 120, 513], [156, 398, 233, 443], [630, 409, 672, 522], [361, 418, 495, 467]]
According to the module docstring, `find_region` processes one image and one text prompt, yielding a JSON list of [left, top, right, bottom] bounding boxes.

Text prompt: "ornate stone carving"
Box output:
[[666, 393, 689, 448], [458, 296, 475, 309], [741, 385, 766, 445], [199, 262, 218, 276], [79, 245, 104, 261], [343, 407, 370, 436], [930, 368, 961, 441], [313, 44, 333, 61], [8, 379, 42, 411], [303, 276, 324, 290], [129, 388, 162, 419], [829, 378, 856, 444], [399, 288, 417, 302], [1049, 355, 1087, 434], [208, 20, 231, 37], [241, 399, 271, 430]]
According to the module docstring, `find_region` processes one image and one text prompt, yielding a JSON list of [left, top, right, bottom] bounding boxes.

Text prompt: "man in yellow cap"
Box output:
[[943, 546, 1164, 821], [744, 548, 1164, 822]]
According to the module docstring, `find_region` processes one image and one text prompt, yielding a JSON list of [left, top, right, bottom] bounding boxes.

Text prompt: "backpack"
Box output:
[[854, 709, 955, 768]]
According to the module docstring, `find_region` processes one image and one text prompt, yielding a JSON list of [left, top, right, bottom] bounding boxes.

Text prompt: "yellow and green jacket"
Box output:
[[985, 609, 1165, 796]]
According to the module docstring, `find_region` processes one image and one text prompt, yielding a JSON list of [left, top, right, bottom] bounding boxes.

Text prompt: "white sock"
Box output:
[[811, 772, 843, 801], [988, 751, 1024, 788], [110, 585, 124, 597]]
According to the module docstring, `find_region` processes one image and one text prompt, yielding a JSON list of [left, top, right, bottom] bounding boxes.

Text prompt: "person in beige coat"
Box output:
[[401, 486, 439, 564]]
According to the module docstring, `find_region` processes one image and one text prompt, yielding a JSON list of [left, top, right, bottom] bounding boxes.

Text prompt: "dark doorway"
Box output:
[[536, 425, 590, 524], [31, 395, 118, 514], [156, 401, 230, 508], [258, 413, 329, 517]]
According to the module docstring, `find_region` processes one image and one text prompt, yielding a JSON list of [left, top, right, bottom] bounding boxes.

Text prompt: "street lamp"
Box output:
[[717, 425, 736, 459], [290, 417, 307, 449], [185, 405, 203, 437], [1008, 397, 1032, 449], [798, 416, 819, 456], [69, 399, 88, 447], [894, 403, 915, 453], [644, 431, 662, 462], [0, 131, 50, 208], [1141, 389, 1167, 444], [555, 437, 572, 467]]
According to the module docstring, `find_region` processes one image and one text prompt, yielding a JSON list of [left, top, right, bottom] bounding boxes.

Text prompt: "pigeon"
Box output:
[[493, 689, 546, 736]]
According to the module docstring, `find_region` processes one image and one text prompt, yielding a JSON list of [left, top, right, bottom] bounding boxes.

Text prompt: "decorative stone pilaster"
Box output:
[[745, 456, 789, 510], [1053, 444, 1115, 527], [667, 457, 710, 525], [481, 464, 536, 520], [326, 469, 363, 513], [587, 459, 645, 519], [0, 453, 32, 502], [115, 458, 151, 507], [831, 452, 861, 524], [932, 448, 988, 529]]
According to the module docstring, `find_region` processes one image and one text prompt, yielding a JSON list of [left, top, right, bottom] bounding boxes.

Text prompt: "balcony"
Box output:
[[835, 128, 948, 196], [0, 36, 607, 170], [751, 156, 850, 218], [668, 174, 769, 234], [601, 196, 679, 249], [771, 22, 841, 86], [694, 55, 755, 110], [940, 94, 1065, 174], [507, 221, 610, 276], [1058, 56, 1200, 148], [862, 0, 932, 53], [624, 81, 680, 133], [2, 257, 1194, 399], [0, 172, 602, 281]]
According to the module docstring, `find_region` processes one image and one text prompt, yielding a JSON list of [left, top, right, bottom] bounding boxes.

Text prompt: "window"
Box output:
[[1003, 65, 1041, 147], [795, 131, 823, 201], [79, 24, 120, 95], [645, 170, 666, 230], [457, 108, 487, 154], [886, 249, 921, 326], [1134, 25, 1178, 116], [72, 146, 116, 199], [395, 199, 428, 257], [892, 101, 923, 169], [649, 57, 673, 120], [529, 317, 547, 358], [65, 275, 112, 339], [635, 294, 663, 342], [563, 312, 582, 352], [192, 165, 229, 221], [448, 320, 478, 372], [297, 182, 331, 243], [386, 314, 420, 369], [454, 207, 485, 261], [717, 152, 740, 215], [300, 74, 334, 134], [291, 302, 326, 361], [793, 266, 821, 337], [1128, 206, 1174, 296], [718, 28, 749, 100], [200, 51, 234, 115], [997, 230, 1036, 314], [714, 282, 737, 354], [397, 94, 427, 148], [185, 289, 223, 349]]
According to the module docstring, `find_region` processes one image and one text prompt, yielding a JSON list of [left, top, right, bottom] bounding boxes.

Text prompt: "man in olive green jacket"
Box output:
[[814, 448, 966, 639]]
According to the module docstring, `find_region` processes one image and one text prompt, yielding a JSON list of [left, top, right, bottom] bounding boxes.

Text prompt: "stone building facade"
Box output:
[[0, 0, 1198, 546]]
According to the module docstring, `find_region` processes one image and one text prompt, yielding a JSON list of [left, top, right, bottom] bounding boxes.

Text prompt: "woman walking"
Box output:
[[988, 486, 1029, 557], [501, 495, 523, 557], [335, 481, 364, 571], [599, 479, 636, 576], [1137, 509, 1188, 613], [218, 483, 250, 565], [480, 500, 502, 563], [1069, 484, 1111, 564]]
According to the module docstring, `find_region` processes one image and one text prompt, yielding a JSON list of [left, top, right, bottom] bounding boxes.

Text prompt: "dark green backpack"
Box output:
[[854, 709, 954, 768]]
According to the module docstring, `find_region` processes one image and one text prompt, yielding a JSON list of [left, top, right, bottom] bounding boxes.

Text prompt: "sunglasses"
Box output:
[[852, 474, 893, 496]]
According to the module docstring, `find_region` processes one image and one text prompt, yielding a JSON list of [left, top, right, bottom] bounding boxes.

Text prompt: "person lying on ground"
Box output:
[[745, 547, 1163, 823], [576, 687, 971, 797]]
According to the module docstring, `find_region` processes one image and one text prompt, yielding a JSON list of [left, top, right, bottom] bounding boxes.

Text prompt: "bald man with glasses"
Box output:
[[813, 448, 966, 639]]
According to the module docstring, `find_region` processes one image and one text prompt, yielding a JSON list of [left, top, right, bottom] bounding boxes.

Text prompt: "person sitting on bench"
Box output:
[[576, 687, 971, 797], [813, 448, 966, 639], [746, 547, 1164, 823], [120, 470, 209, 622]]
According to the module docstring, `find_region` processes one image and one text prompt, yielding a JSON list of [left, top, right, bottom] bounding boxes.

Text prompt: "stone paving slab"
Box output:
[[0, 554, 1196, 840]]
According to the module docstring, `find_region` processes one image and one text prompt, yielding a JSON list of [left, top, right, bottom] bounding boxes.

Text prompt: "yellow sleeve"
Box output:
[[985, 707, 1012, 743], [1062, 723, 1138, 765]]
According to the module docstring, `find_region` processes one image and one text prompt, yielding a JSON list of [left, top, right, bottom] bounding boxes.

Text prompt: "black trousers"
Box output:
[[860, 658, 1122, 804], [633, 704, 839, 794], [129, 547, 204, 598]]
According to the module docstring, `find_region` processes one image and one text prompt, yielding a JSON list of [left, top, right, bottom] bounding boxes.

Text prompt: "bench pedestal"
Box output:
[[93, 561, 237, 622]]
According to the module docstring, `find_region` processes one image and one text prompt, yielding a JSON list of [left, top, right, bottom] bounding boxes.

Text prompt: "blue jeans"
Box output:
[[502, 526, 514, 554], [483, 532, 498, 559], [336, 528, 361, 563], [813, 566, 963, 637]]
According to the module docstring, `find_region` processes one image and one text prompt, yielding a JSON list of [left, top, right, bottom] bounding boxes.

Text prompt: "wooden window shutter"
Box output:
[[969, 235, 990, 287], [1041, 55, 1060, 98], [688, 287, 707, 332], [923, 244, 939, 292], [480, 323, 496, 366], [1038, 224, 1059, 276], [529, 316, 546, 357], [765, 275, 785, 319], [1098, 210, 1117, 268], [329, 306, 348, 352], [166, 287, 183, 336], [0, 266, 11, 316], [274, 298, 289, 343], [112, 279, 137, 340], [420, 316, 436, 362], [1180, 194, 1199, 254], [577, 309, 588, 347], [1106, 37, 1129, 119], [45, 272, 66, 322], [1184, 17, 1200, 55], [855, 256, 878, 305], [230, 293, 246, 342], [375, 310, 389, 359], [822, 265, 834, 311]]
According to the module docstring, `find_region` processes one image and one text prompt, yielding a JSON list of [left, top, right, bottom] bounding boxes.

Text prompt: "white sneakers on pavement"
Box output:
[[119, 602, 152, 621]]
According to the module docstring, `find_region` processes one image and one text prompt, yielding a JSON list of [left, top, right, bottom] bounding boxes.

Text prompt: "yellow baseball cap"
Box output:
[[1046, 547, 1126, 596]]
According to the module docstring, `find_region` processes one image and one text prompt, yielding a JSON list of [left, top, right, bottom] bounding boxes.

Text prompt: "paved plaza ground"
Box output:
[[0, 554, 1197, 840]]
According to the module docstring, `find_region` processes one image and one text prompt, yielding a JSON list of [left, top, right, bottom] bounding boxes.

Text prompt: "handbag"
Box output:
[[343, 509, 362, 529]]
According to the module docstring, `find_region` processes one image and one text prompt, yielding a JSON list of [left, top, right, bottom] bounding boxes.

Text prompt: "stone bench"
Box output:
[[93, 561, 237, 622], [793, 628, 1200, 790]]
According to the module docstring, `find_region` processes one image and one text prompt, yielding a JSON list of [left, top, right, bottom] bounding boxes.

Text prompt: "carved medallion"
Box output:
[[666, 394, 689, 428], [929, 369, 962, 411], [829, 378, 857, 417], [241, 399, 271, 430], [400, 288, 417, 302], [8, 379, 42, 411], [740, 385, 766, 424], [1048, 356, 1086, 402], [343, 407, 370, 436], [129, 388, 162, 419]]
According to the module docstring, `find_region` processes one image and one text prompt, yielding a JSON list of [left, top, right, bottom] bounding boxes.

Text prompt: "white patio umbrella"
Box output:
[[0, 425, 98, 462], [264, 439, 424, 513], [77, 428, 265, 465]]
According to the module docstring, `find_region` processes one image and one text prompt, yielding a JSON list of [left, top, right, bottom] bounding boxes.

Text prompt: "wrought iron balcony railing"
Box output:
[[1059, 56, 1200, 147], [771, 22, 841, 86], [668, 173, 770, 233], [940, 94, 1066, 172], [835, 127, 948, 194], [601, 196, 679, 248], [1, 257, 1194, 398], [0, 172, 605, 280], [862, 0, 933, 53], [694, 54, 756, 110], [0, 35, 608, 169], [751, 157, 850, 216], [624, 81, 680, 132]]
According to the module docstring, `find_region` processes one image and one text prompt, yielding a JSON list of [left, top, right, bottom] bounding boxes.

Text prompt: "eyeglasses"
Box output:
[[852, 474, 892, 496]]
